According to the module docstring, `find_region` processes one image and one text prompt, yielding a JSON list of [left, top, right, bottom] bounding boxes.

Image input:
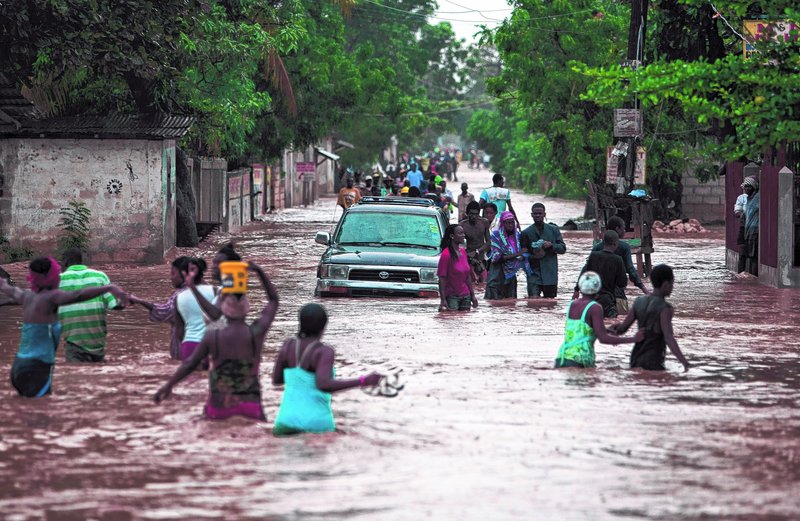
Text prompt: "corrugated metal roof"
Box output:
[[0, 73, 193, 139], [0, 73, 43, 124], [315, 147, 340, 161], [0, 112, 195, 139]]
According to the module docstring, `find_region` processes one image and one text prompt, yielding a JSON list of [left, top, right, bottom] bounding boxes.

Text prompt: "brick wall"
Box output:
[[681, 173, 726, 224]]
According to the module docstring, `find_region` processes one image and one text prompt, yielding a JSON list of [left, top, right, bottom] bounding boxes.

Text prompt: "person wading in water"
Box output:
[[153, 262, 279, 420], [0, 257, 127, 397], [555, 271, 643, 368], [271, 304, 382, 435], [613, 264, 691, 372]]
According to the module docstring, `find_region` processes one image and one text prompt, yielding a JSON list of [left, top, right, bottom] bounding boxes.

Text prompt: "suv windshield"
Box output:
[[336, 211, 441, 249]]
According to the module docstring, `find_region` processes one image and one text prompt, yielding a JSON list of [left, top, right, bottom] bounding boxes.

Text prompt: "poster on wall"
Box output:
[[242, 171, 251, 195], [743, 20, 798, 58], [252, 164, 263, 192], [252, 164, 264, 216]]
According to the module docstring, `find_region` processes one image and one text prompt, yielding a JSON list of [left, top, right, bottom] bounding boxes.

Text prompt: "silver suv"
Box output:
[[314, 197, 447, 297]]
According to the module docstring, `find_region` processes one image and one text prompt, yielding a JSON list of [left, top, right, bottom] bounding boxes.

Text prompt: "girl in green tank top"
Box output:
[[555, 272, 644, 368]]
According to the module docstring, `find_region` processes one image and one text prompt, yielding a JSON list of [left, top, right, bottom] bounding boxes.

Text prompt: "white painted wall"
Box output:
[[0, 138, 170, 263]]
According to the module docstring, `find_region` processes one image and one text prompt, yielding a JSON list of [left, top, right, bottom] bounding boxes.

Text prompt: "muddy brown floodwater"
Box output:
[[1, 168, 799, 520]]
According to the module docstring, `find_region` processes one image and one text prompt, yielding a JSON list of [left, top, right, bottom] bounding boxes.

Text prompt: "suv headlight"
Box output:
[[320, 264, 350, 280], [419, 268, 438, 283]]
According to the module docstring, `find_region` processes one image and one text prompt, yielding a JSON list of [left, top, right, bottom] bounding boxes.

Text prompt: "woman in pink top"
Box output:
[[437, 224, 478, 311]]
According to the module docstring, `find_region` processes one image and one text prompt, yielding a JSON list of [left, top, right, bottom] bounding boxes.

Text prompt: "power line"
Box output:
[[361, 0, 505, 23], [360, 0, 599, 26], [441, 0, 508, 22], [710, 3, 747, 42]]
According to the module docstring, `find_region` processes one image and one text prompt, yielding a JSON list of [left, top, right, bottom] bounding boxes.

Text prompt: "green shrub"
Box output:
[[57, 200, 91, 255]]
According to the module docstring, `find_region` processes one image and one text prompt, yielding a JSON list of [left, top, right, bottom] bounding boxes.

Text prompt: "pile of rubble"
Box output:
[[652, 218, 706, 233]]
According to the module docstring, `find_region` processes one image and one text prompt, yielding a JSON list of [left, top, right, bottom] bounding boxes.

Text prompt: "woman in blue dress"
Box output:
[[271, 304, 382, 434]]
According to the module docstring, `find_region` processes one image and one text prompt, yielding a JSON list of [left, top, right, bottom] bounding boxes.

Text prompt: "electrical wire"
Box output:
[[433, 3, 514, 15], [441, 0, 507, 22], [710, 3, 747, 42], [361, 0, 505, 23], [361, 0, 597, 25]]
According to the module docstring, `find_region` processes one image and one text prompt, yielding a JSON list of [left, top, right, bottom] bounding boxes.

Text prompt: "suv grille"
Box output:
[[349, 269, 420, 283]]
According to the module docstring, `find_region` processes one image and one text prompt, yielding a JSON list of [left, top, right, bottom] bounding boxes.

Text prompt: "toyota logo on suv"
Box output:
[[378, 271, 390, 280]]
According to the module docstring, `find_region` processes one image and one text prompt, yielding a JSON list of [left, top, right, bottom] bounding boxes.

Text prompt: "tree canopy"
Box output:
[[468, 0, 630, 199], [581, 1, 800, 160], [465, 0, 800, 216], [0, 0, 476, 166]]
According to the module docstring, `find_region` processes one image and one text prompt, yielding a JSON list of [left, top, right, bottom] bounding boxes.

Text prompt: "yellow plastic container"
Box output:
[[219, 261, 249, 294]]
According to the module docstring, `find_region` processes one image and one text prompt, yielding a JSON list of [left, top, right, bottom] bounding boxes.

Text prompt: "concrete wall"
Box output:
[[281, 140, 339, 208], [760, 167, 800, 287], [0, 138, 170, 263], [682, 172, 726, 224]]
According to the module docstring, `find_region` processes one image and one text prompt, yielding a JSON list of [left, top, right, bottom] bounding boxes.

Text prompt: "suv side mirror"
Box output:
[[315, 232, 330, 245]]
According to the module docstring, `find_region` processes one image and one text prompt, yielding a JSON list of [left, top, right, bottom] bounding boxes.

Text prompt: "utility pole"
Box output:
[[618, 0, 649, 192]]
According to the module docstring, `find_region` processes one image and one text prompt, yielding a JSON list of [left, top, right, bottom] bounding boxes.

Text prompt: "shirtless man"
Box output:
[[459, 201, 490, 283], [0, 257, 127, 397]]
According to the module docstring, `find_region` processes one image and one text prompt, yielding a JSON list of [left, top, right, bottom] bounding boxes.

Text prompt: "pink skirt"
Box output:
[[180, 341, 200, 360], [204, 400, 265, 421]]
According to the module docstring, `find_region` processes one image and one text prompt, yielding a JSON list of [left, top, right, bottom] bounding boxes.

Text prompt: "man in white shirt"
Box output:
[[480, 174, 518, 225]]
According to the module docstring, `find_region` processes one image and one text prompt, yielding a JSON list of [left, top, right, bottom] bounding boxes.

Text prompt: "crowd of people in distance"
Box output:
[[336, 147, 461, 217]]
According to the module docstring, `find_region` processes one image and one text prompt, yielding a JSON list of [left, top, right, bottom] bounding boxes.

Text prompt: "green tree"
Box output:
[[0, 0, 478, 168], [335, 0, 477, 166], [581, 2, 800, 160], [470, 0, 630, 198], [0, 0, 307, 159]]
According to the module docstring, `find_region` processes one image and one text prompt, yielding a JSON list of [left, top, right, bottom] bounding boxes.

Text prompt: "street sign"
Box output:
[[296, 161, 315, 180], [620, 59, 641, 69], [743, 20, 798, 58], [613, 109, 642, 137]]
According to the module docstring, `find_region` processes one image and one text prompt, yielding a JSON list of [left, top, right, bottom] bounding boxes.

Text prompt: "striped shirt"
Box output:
[[58, 265, 118, 353]]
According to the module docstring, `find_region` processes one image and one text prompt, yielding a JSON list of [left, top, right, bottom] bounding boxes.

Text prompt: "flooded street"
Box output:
[[1, 169, 799, 520]]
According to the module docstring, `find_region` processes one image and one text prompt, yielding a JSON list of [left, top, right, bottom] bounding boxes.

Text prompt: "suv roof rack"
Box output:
[[356, 196, 435, 207]]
